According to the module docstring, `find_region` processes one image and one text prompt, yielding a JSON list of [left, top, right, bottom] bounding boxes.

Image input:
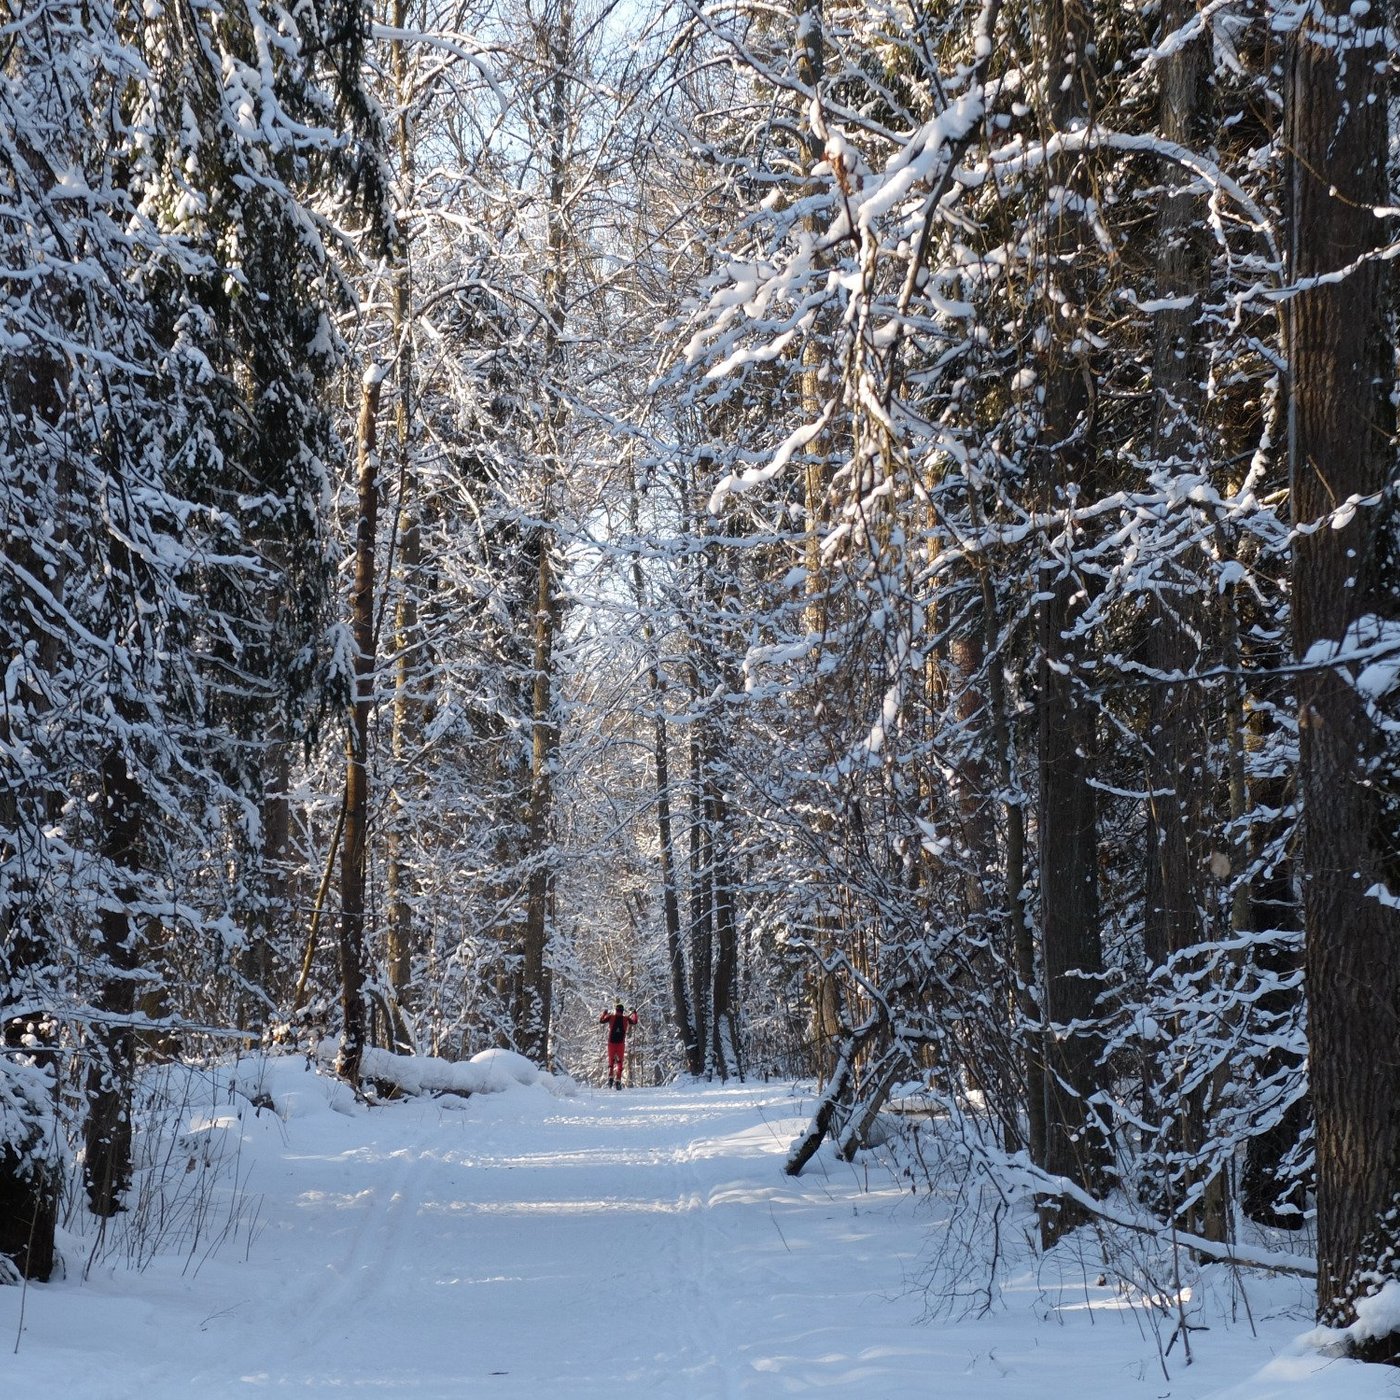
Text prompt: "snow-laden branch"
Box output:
[[965, 1140, 1317, 1277], [998, 125, 1280, 269], [707, 396, 836, 512]]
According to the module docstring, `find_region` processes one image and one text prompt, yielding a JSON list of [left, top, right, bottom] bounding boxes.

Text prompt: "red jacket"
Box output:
[[600, 1009, 637, 1044]]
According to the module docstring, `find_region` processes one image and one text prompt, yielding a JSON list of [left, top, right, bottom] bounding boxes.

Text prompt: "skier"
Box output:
[[599, 1002, 637, 1089]]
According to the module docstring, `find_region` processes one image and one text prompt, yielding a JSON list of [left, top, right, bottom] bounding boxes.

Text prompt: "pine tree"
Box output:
[[1284, 0, 1400, 1348]]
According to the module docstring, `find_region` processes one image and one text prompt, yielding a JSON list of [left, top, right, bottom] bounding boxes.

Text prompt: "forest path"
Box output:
[[3, 1067, 1349, 1398], [233, 1077, 944, 1398]]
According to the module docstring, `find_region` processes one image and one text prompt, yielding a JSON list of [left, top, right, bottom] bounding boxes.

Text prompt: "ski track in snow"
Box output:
[[2, 1066, 1394, 1398]]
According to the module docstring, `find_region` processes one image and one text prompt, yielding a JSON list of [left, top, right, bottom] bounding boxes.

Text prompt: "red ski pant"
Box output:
[[607, 1043, 626, 1079]]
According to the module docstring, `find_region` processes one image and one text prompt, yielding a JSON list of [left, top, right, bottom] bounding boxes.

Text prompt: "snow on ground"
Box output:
[[2, 1058, 1394, 1398]]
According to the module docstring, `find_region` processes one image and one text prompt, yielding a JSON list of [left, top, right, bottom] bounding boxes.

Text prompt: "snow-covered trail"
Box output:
[[2, 1065, 1389, 1397], [247, 1077, 943, 1397]]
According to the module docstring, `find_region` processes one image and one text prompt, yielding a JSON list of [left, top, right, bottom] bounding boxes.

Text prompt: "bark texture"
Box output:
[[514, 0, 573, 1066], [1141, 1, 1224, 1242], [337, 370, 384, 1085], [1033, 0, 1108, 1242], [385, 5, 420, 1046], [84, 746, 143, 1216], [1285, 0, 1400, 1346]]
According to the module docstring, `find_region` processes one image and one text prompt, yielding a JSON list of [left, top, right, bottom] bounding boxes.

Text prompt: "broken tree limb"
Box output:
[[784, 1014, 881, 1176]]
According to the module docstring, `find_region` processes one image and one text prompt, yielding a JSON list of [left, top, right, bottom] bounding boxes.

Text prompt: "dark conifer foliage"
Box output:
[[1, 0, 386, 1271]]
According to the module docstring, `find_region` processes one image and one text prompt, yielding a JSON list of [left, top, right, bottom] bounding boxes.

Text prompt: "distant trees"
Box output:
[[284, 0, 690, 1072]]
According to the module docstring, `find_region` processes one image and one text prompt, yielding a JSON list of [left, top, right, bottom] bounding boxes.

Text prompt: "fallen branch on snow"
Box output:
[[982, 1149, 1317, 1278], [317, 1044, 578, 1100]]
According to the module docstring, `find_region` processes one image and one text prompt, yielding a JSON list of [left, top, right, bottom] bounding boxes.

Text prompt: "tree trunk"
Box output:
[[707, 762, 742, 1080], [655, 682, 698, 1073], [793, 0, 849, 1090], [0, 357, 70, 1276], [963, 512, 1045, 1166], [1239, 764, 1307, 1229], [1140, 1, 1224, 1243], [243, 725, 291, 1025], [0, 302, 80, 1275], [84, 745, 143, 1217], [1036, 555, 1106, 1234], [944, 623, 1018, 1145], [1034, 0, 1108, 1245], [514, 0, 573, 1067], [688, 716, 714, 1076], [629, 467, 699, 1073], [795, 0, 828, 638], [384, 0, 418, 1052], [0, 827, 60, 1275], [518, 525, 558, 1063], [385, 501, 419, 1050], [0, 1070, 56, 1280], [0, 808, 59, 1274], [1284, 0, 1400, 1345], [337, 367, 385, 1084], [784, 1016, 879, 1175]]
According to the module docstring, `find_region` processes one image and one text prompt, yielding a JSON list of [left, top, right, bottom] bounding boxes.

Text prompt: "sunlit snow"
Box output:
[[2, 1059, 1390, 1399]]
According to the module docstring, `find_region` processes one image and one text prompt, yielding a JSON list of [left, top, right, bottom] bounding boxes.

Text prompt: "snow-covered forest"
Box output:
[[5, 0, 1400, 1382]]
